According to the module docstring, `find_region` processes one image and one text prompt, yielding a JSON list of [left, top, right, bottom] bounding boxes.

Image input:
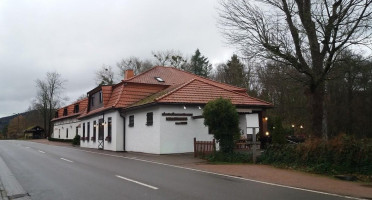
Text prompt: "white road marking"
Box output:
[[38, 150, 45, 154], [115, 175, 158, 190], [24, 142, 362, 200], [76, 149, 362, 200], [25, 147, 30, 149], [60, 158, 73, 163]]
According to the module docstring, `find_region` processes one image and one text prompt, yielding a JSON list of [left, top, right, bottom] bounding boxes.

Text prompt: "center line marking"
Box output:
[[38, 150, 45, 153], [60, 158, 73, 163], [115, 175, 158, 190]]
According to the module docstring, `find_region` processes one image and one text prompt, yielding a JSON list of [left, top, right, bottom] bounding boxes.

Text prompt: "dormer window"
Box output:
[[99, 91, 103, 103], [155, 77, 164, 82], [74, 104, 79, 113], [55, 111, 59, 118], [63, 108, 68, 116]]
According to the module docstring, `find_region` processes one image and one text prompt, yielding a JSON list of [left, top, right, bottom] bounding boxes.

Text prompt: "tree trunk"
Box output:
[[309, 83, 325, 138]]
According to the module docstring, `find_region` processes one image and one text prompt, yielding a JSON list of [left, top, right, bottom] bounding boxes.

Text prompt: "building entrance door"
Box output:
[[98, 118, 104, 149]]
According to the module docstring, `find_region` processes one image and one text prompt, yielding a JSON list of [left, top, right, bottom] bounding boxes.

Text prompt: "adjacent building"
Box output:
[[51, 66, 272, 154]]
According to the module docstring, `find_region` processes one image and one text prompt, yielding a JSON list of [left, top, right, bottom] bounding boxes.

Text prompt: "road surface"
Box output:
[[0, 140, 354, 200]]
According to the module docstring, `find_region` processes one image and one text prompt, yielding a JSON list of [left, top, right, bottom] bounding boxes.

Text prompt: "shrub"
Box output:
[[259, 134, 372, 175], [72, 134, 81, 146], [48, 137, 73, 143], [203, 98, 240, 153]]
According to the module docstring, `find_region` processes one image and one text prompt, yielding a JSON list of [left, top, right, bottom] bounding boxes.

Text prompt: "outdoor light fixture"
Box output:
[[198, 106, 202, 110], [183, 106, 187, 110], [291, 124, 295, 128], [264, 117, 268, 121], [265, 131, 269, 136], [300, 125, 303, 129]]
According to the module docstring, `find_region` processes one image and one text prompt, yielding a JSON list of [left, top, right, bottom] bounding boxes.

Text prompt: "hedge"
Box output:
[[259, 134, 372, 175]]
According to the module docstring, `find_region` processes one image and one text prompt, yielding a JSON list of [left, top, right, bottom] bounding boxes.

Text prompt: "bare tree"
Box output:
[[218, 0, 372, 137], [152, 50, 188, 69], [35, 72, 66, 137], [95, 65, 115, 85], [116, 57, 153, 77]]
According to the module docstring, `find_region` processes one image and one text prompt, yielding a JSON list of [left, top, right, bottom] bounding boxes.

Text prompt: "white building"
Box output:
[[52, 66, 271, 154]]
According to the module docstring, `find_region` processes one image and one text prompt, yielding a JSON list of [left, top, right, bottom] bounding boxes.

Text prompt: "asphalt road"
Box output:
[[0, 140, 353, 200]]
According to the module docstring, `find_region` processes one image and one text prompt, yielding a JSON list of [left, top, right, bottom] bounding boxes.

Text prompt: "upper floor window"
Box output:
[[146, 112, 153, 126], [63, 108, 68, 116], [74, 104, 79, 113], [55, 111, 59, 118], [129, 115, 134, 127]]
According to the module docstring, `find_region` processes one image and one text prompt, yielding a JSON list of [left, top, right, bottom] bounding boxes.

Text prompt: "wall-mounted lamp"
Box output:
[[265, 131, 270, 136], [300, 125, 303, 129], [291, 124, 295, 128], [183, 106, 187, 110], [264, 117, 268, 121], [198, 106, 202, 110]]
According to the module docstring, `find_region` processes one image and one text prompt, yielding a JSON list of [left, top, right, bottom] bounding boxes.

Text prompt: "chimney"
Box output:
[[124, 69, 134, 80]]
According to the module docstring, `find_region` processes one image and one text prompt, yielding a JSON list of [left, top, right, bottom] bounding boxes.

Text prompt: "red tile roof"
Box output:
[[56, 66, 271, 120], [51, 98, 88, 121], [151, 78, 271, 107], [125, 66, 247, 92]]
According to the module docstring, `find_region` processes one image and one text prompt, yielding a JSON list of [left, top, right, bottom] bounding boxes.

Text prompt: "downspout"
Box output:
[[120, 112, 126, 152]]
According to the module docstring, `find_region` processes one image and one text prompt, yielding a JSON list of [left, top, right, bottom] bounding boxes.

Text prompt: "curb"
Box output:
[[0, 156, 31, 200]]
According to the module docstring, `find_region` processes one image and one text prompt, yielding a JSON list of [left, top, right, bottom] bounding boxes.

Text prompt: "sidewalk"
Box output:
[[31, 139, 372, 199]]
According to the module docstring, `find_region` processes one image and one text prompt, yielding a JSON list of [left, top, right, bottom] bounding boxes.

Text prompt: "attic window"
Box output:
[[63, 108, 68, 116], [155, 77, 164, 82]]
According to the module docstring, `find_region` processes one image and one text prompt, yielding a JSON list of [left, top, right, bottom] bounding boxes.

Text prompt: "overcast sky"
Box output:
[[0, 0, 237, 118]]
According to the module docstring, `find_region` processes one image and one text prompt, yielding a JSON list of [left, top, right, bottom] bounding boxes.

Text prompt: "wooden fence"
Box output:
[[194, 138, 215, 157]]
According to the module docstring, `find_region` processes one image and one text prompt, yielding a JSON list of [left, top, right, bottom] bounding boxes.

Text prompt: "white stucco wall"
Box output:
[[80, 110, 124, 151], [52, 118, 80, 139], [158, 105, 213, 154], [124, 106, 161, 154]]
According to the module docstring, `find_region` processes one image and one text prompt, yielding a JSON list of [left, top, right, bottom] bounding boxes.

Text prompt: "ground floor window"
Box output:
[[66, 128, 68, 138], [146, 112, 153, 126], [129, 115, 134, 127]]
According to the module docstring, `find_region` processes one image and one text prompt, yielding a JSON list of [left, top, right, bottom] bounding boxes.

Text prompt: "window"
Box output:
[[154, 77, 164, 82], [93, 121, 96, 140], [76, 126, 78, 136], [55, 111, 59, 118], [74, 104, 79, 113], [129, 115, 134, 127], [83, 123, 85, 138], [59, 129, 60, 138], [63, 108, 68, 116], [108, 117, 112, 138], [66, 128, 69, 138], [99, 91, 103, 103], [87, 122, 90, 141], [146, 112, 153, 126]]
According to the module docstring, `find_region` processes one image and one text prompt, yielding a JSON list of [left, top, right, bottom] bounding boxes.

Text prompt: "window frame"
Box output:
[[129, 115, 134, 127], [146, 112, 153, 126]]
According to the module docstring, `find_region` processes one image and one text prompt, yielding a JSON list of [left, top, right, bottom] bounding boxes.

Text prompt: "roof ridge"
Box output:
[[167, 66, 247, 91], [155, 78, 197, 102], [123, 66, 160, 82], [178, 78, 272, 105]]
